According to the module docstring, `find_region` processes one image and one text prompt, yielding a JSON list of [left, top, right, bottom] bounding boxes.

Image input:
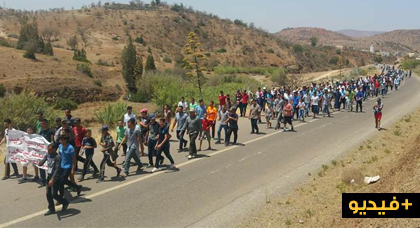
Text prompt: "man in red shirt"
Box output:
[[241, 90, 249, 117], [218, 91, 226, 110], [73, 119, 98, 175], [282, 99, 295, 132]]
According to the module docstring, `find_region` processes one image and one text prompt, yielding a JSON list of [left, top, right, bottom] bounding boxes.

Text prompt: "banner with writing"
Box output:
[[6, 130, 49, 170]]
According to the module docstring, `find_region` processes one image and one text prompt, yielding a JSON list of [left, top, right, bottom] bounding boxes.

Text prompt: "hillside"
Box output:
[[337, 29, 385, 38], [276, 27, 355, 47], [277, 27, 420, 53], [0, 4, 376, 103]]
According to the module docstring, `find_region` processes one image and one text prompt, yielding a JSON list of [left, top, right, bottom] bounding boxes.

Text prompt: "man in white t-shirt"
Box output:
[[0, 119, 19, 180], [310, 92, 320, 118], [178, 97, 188, 110], [124, 106, 137, 127]]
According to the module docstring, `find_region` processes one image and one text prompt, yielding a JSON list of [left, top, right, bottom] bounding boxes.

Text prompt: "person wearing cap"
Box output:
[[124, 106, 137, 128], [119, 118, 143, 177], [373, 98, 384, 130], [181, 108, 201, 159], [171, 106, 188, 152], [98, 126, 122, 182], [138, 109, 149, 157], [145, 113, 160, 167], [249, 99, 261, 134]]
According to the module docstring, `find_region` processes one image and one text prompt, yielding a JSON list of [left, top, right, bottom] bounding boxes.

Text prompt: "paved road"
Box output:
[[0, 75, 419, 228]]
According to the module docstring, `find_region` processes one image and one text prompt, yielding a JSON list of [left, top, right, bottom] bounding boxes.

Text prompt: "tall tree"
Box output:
[[133, 55, 143, 80], [121, 36, 137, 92], [310, 36, 318, 47], [183, 32, 207, 100], [145, 54, 156, 72]]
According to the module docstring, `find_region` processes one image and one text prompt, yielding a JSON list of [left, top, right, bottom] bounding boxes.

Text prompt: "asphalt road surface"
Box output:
[[0, 75, 419, 228]]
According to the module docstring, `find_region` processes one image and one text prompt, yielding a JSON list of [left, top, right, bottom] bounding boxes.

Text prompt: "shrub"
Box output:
[[97, 59, 113, 66], [293, 44, 303, 53], [73, 48, 89, 62], [112, 36, 119, 41], [94, 80, 102, 87], [336, 48, 342, 54], [0, 84, 6, 97], [0, 37, 10, 47], [401, 59, 420, 70], [94, 102, 126, 128], [329, 56, 339, 65], [163, 56, 172, 63], [0, 92, 58, 131], [54, 98, 78, 110], [270, 68, 288, 86], [77, 63, 93, 77], [43, 41, 54, 56], [173, 18, 180, 23], [266, 48, 275, 54], [134, 35, 146, 46], [217, 48, 227, 53]]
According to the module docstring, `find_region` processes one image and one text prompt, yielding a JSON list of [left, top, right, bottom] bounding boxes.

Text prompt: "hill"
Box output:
[[337, 29, 385, 38], [276, 27, 355, 47], [276, 27, 420, 53], [0, 4, 376, 103]]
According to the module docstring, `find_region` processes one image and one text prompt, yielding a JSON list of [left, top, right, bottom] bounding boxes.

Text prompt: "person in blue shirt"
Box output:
[[58, 135, 82, 196], [355, 89, 364, 113], [196, 99, 206, 120]]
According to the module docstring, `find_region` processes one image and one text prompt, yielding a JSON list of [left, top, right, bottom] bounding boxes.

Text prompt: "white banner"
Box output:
[[6, 130, 50, 170]]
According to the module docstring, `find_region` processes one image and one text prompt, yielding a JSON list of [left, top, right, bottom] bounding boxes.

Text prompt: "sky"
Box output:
[[2, 0, 420, 33]]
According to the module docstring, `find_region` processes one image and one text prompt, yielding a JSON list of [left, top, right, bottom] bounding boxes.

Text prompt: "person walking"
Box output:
[[206, 101, 218, 139], [39, 144, 69, 216], [322, 91, 331, 117], [283, 99, 294, 132], [198, 113, 212, 151], [225, 108, 239, 146], [114, 120, 127, 158], [0, 119, 19, 180], [171, 106, 188, 152], [58, 135, 82, 196], [215, 106, 228, 144], [356, 89, 364, 113], [124, 106, 137, 127], [119, 118, 143, 177], [138, 109, 150, 157], [145, 114, 160, 167], [241, 90, 249, 117], [182, 109, 201, 159], [373, 98, 384, 130], [97, 126, 122, 183], [152, 118, 176, 172], [249, 99, 261, 134], [310, 91, 320, 118], [78, 129, 99, 182]]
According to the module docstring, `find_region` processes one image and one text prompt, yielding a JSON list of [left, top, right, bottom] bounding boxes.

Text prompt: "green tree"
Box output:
[[23, 40, 37, 60], [293, 44, 303, 53], [121, 36, 137, 92], [145, 54, 156, 72], [183, 32, 207, 99], [133, 55, 143, 80], [270, 68, 288, 86], [43, 41, 54, 56], [310, 37, 318, 47], [17, 19, 40, 50]]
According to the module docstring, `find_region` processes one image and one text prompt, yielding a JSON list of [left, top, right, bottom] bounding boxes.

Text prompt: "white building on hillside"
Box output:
[[370, 44, 375, 53]]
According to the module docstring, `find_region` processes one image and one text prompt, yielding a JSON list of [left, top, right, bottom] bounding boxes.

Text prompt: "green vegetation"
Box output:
[[266, 48, 275, 54], [217, 48, 227, 53], [310, 37, 318, 47], [0, 92, 57, 131], [401, 59, 420, 70], [94, 102, 126, 128], [270, 68, 288, 86], [54, 98, 78, 110], [94, 80, 102, 87], [145, 54, 157, 72], [73, 48, 89, 62], [233, 19, 247, 27], [214, 66, 279, 76], [97, 59, 113, 66], [76, 63, 93, 78], [329, 56, 339, 65], [134, 35, 146, 46], [163, 56, 172, 63], [133, 56, 143, 80], [121, 36, 138, 92], [0, 37, 10, 47], [0, 84, 6, 97], [43, 41, 54, 56], [293, 44, 303, 53]]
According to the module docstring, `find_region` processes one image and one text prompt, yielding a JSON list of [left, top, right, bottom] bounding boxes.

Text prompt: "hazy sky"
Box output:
[[3, 0, 419, 32]]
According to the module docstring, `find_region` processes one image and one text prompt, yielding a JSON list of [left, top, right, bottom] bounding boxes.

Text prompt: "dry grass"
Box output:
[[239, 108, 420, 227]]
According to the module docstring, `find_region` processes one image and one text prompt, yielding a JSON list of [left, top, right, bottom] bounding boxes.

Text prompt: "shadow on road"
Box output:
[[56, 208, 81, 221]]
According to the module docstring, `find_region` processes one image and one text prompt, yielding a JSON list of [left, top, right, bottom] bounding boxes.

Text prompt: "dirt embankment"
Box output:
[[240, 108, 420, 228]]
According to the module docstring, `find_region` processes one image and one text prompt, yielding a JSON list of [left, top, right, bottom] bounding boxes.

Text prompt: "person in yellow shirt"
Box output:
[[206, 101, 218, 139]]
